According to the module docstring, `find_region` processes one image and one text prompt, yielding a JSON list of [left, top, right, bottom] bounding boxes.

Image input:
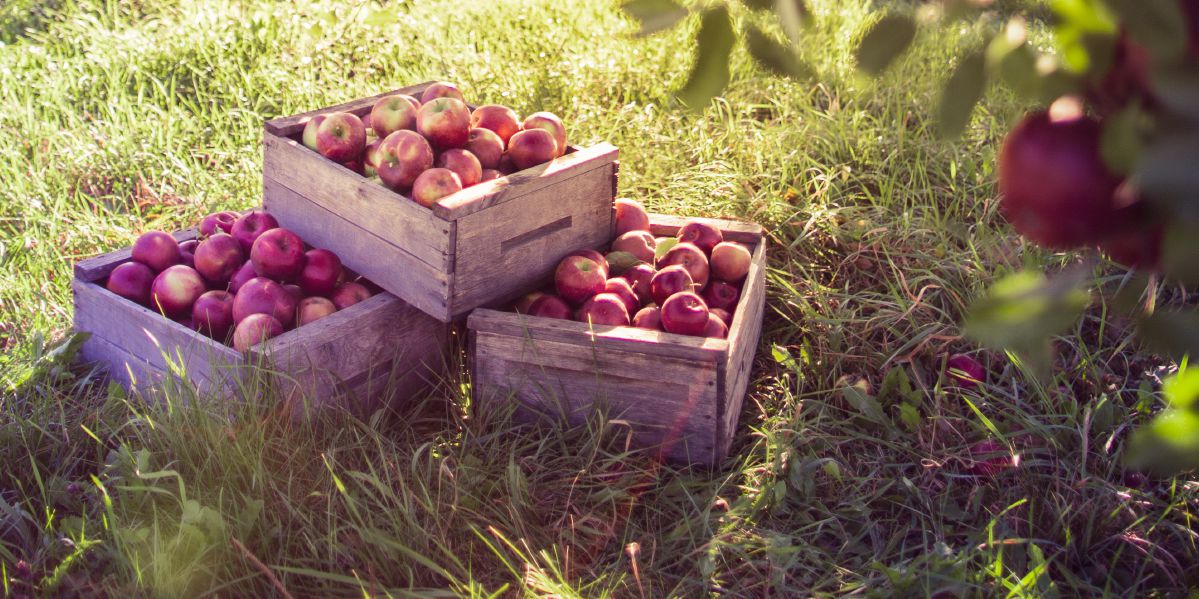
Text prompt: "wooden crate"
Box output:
[[262, 81, 619, 323], [72, 229, 451, 416], [467, 215, 766, 466]]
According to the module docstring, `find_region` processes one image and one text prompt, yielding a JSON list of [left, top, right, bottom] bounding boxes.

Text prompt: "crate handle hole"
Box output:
[[500, 216, 572, 253]]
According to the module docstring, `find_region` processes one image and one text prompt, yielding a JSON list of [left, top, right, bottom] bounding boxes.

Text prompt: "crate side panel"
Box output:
[[717, 238, 767, 460]]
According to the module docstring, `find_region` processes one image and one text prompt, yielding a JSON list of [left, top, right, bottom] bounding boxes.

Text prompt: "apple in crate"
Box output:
[[233, 313, 284, 352], [567, 249, 609, 278], [228, 262, 256, 294], [106, 262, 155, 306], [632, 306, 662, 330], [194, 233, 245, 286], [614, 199, 650, 235], [298, 248, 342, 296], [703, 313, 728, 339], [150, 265, 207, 318], [178, 240, 198, 268], [420, 81, 464, 104], [710, 241, 751, 282], [471, 105, 521, 145], [417, 97, 471, 150], [370, 94, 419, 138], [192, 290, 235, 340], [251, 228, 306, 282], [649, 265, 694, 306], [301, 114, 326, 151], [678, 220, 723, 254], [710, 308, 732, 326], [702, 280, 740, 313], [435, 148, 482, 187], [377, 130, 434, 190], [466, 127, 505, 170], [297, 297, 338, 326], [523, 112, 567, 157], [232, 277, 296, 326], [507, 128, 557, 171], [480, 168, 503, 182], [363, 139, 383, 177], [576, 293, 630, 326], [315, 112, 367, 162], [658, 242, 709, 289], [661, 292, 709, 336], [603, 278, 639, 315], [555, 255, 606, 305], [611, 230, 656, 264], [514, 291, 545, 314], [623, 263, 655, 305], [411, 168, 463, 208], [132, 231, 181, 272], [199, 211, 238, 237], [331, 282, 372, 310], [231, 209, 279, 251], [528, 294, 572, 319]]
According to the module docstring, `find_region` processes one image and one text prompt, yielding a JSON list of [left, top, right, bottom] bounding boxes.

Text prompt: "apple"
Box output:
[[363, 139, 383, 177], [1100, 220, 1163, 270], [603, 278, 639, 315], [178, 240, 198, 268], [702, 280, 740, 313], [232, 277, 296, 325], [480, 168, 503, 182], [470, 105, 521, 146], [522, 112, 567, 157], [623, 263, 655, 305], [230, 210, 279, 251], [283, 284, 304, 304], [228, 261, 256, 294], [677, 220, 723, 254], [377, 130, 434, 190], [342, 157, 365, 175], [710, 308, 732, 326], [497, 154, 518, 175], [658, 242, 710, 289], [506, 128, 557, 171], [528, 294, 572, 319], [331, 281, 372, 309], [615, 199, 650, 235], [417, 97, 471, 150], [710, 242, 751, 282], [703, 313, 728, 339], [632, 306, 662, 330], [649, 265, 694, 306], [297, 296, 338, 326], [106, 262, 155, 306], [435, 148, 483, 187], [297, 248, 342, 296], [946, 353, 986, 388], [370, 94, 419, 138], [191, 290, 235, 340], [576, 293, 631, 326], [315, 112, 367, 162], [420, 81, 464, 104], [301, 114, 326, 151], [555, 255, 607, 305], [465, 127, 505, 169], [567, 249, 609, 278], [193, 233, 245, 285], [611, 230, 656, 263], [411, 168, 463, 207], [250, 228, 306, 281], [515, 291, 545, 314], [199, 211, 239, 237], [132, 231, 181, 272], [232, 313, 284, 352], [150, 265, 207, 318], [660, 292, 709, 336]]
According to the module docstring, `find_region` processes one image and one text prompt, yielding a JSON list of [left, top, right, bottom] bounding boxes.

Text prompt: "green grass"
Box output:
[[2, 0, 1197, 596]]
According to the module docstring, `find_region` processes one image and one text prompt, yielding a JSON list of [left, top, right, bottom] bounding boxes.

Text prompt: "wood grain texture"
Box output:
[[74, 229, 199, 282], [717, 237, 767, 459], [79, 333, 171, 395], [263, 176, 451, 321], [264, 82, 434, 137]]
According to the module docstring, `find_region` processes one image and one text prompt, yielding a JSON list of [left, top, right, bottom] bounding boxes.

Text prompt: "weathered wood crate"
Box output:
[[467, 215, 766, 466], [262, 81, 619, 322], [72, 229, 450, 416]]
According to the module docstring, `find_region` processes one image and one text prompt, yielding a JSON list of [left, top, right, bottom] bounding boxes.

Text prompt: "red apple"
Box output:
[[411, 168, 463, 207], [471, 105, 521, 146], [660, 292, 709, 336], [703, 313, 728, 339], [150, 265, 207, 318], [341, 157, 365, 175], [946, 353, 986, 388], [191, 290, 235, 340], [497, 154, 518, 175], [316, 112, 367, 162], [575, 293, 630, 327], [632, 306, 662, 330], [567, 249, 609, 278], [132, 231, 181, 272], [523, 112, 567, 157], [603, 278, 640, 315], [417, 97, 471, 150], [710, 308, 733, 326], [420, 81, 464, 104], [232, 313, 283, 352], [611, 230, 656, 263], [677, 220, 723, 254], [297, 248, 342, 296], [506, 128, 557, 171], [377, 130, 434, 190], [435, 148, 482, 187], [232, 277, 295, 325], [331, 282, 372, 310], [515, 291, 546, 314], [199, 211, 239, 237], [465, 127, 505, 169], [193, 233, 244, 286], [230, 210, 279, 251], [228, 261, 256, 294], [528, 294, 572, 319], [363, 139, 384, 178], [370, 94, 419, 139], [650, 265, 694, 306], [250, 228, 306, 281], [710, 242, 751, 282], [283, 284, 303, 305], [297, 296, 338, 326], [301, 114, 326, 151], [658, 242, 709, 289], [615, 199, 650, 235], [623, 263, 655, 305], [555, 255, 607, 305], [480, 168, 503, 182], [106, 262, 155, 306], [702, 280, 740, 313], [178, 240, 198, 268]]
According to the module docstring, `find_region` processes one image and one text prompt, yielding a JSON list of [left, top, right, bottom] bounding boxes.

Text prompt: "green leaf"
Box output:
[[964, 270, 1091, 351], [1137, 309, 1199, 361], [1050, 0, 1117, 72], [678, 6, 736, 110], [855, 14, 917, 75], [898, 403, 922, 432], [1102, 0, 1187, 61], [986, 22, 1040, 99], [1098, 102, 1142, 176], [776, 0, 813, 44], [654, 237, 679, 260], [938, 50, 987, 139], [622, 0, 688, 36], [745, 25, 812, 79], [1162, 367, 1199, 411], [842, 381, 888, 427]]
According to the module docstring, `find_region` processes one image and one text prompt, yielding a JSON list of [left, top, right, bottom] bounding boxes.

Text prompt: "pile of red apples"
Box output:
[[515, 199, 753, 338], [302, 81, 568, 208], [103, 209, 373, 351]]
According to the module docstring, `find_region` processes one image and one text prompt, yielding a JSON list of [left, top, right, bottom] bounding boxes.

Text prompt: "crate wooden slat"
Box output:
[[73, 228, 451, 416], [467, 214, 767, 466], [263, 81, 619, 322]]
